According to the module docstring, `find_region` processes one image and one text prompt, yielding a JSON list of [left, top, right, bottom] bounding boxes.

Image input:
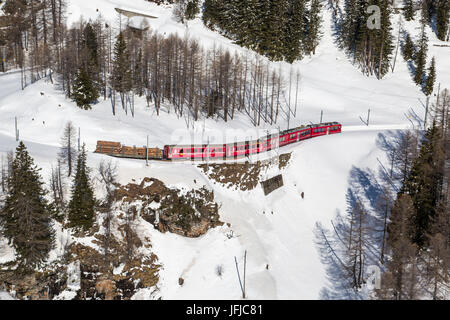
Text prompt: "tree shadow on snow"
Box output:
[[314, 130, 416, 299]]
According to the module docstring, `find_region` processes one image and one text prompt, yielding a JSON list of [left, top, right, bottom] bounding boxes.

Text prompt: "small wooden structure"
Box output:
[[115, 8, 157, 36], [114, 8, 158, 19], [261, 174, 284, 196]]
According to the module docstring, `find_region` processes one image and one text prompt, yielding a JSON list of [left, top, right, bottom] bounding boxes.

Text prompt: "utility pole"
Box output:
[[1, 46, 5, 73], [243, 250, 247, 299], [234, 251, 247, 299], [424, 96, 430, 130], [436, 82, 441, 108], [320, 110, 323, 123], [15, 117, 19, 141], [78, 127, 81, 151], [277, 126, 281, 170], [367, 109, 371, 126], [206, 136, 210, 171], [146, 135, 149, 166]]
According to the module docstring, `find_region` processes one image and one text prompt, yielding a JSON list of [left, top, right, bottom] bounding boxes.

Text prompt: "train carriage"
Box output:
[[97, 122, 342, 161]]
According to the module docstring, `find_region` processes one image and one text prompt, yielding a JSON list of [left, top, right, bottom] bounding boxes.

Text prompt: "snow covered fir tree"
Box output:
[[0, 142, 54, 273], [0, 0, 449, 302]]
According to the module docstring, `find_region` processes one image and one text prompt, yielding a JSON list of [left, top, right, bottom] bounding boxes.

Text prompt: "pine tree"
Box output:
[[202, 0, 221, 30], [283, 0, 306, 63], [403, 0, 415, 21], [111, 32, 132, 95], [83, 23, 99, 68], [0, 142, 54, 272], [304, 0, 322, 56], [341, 0, 394, 78], [72, 67, 99, 109], [202, 0, 315, 63], [375, 0, 395, 78], [414, 21, 428, 86], [402, 33, 415, 61], [424, 57, 436, 96], [241, 0, 261, 50], [185, 0, 200, 20], [404, 123, 445, 247], [67, 144, 95, 232], [436, 0, 450, 41], [133, 48, 144, 97], [341, 0, 364, 54], [258, 0, 287, 61], [421, 0, 434, 24]]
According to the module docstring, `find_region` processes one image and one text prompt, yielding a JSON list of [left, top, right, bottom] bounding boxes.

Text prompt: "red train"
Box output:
[[164, 122, 342, 160], [95, 122, 341, 161]]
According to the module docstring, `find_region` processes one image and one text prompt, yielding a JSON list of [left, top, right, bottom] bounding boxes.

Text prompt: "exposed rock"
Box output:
[[68, 241, 160, 300], [115, 178, 223, 238], [199, 153, 291, 191], [0, 266, 67, 300], [96, 279, 116, 300]]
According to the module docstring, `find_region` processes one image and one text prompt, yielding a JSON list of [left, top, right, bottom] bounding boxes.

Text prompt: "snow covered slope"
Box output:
[[0, 1, 449, 299]]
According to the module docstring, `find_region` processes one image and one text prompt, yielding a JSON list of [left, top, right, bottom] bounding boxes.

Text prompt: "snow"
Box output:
[[0, 237, 15, 264], [0, 291, 15, 300], [0, 1, 449, 300]]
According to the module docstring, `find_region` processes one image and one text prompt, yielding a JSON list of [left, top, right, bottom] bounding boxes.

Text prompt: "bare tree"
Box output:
[[379, 194, 420, 300], [49, 159, 66, 215], [58, 121, 77, 177], [98, 160, 118, 265]]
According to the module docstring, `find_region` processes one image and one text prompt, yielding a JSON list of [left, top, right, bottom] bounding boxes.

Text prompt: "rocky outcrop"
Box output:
[[199, 153, 292, 191], [0, 266, 67, 300], [116, 178, 223, 238]]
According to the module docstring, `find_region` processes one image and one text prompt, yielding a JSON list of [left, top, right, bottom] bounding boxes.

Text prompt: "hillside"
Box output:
[[0, 0, 449, 300]]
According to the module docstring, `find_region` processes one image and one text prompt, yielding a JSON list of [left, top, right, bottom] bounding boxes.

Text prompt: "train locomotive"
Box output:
[[95, 122, 342, 161]]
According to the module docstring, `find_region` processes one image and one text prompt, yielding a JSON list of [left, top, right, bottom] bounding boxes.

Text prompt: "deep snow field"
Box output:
[[0, 0, 449, 299]]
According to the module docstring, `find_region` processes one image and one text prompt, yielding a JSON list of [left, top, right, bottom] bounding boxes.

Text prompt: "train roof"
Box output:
[[282, 122, 340, 135], [166, 122, 341, 148]]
